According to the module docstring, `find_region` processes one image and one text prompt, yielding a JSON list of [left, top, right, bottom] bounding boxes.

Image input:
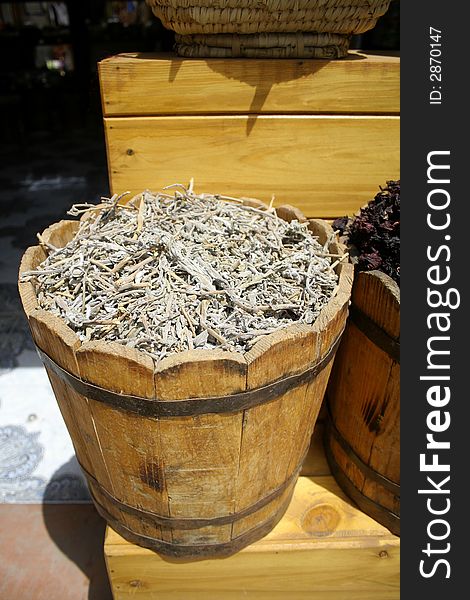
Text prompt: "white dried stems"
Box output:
[[21, 186, 339, 359]]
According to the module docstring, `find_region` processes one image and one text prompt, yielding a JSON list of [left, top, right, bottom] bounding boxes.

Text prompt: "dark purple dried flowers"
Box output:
[[333, 180, 400, 286]]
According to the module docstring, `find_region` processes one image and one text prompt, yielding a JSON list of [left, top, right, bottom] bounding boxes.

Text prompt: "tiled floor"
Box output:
[[0, 504, 112, 600], [0, 127, 113, 599]]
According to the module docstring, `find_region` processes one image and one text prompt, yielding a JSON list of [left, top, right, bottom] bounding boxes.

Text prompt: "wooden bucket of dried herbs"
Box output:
[[18, 187, 353, 558], [325, 181, 400, 535]]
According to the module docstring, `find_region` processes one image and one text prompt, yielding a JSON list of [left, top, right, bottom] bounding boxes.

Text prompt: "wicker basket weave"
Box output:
[[146, 0, 392, 58]]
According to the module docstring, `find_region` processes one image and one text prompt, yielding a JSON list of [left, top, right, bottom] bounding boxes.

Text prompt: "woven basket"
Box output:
[[146, 0, 392, 58]]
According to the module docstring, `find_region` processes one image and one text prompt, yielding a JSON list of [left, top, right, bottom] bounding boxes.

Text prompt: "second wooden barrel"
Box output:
[[325, 270, 400, 535]]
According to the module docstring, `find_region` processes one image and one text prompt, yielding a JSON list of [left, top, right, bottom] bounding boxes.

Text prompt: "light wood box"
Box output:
[[104, 425, 399, 600], [98, 51, 399, 218]]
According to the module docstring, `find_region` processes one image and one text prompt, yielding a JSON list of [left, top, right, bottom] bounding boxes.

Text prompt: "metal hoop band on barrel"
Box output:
[[324, 435, 400, 536], [349, 305, 400, 364], [93, 483, 296, 558], [325, 405, 400, 496], [324, 406, 400, 535], [78, 446, 307, 530], [35, 329, 343, 418]]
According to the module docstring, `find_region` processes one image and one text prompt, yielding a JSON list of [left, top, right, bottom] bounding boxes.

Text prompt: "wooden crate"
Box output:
[[98, 51, 399, 218], [104, 425, 399, 600]]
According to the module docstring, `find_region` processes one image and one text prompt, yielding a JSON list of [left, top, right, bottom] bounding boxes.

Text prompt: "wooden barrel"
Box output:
[[18, 207, 353, 559], [325, 270, 400, 535]]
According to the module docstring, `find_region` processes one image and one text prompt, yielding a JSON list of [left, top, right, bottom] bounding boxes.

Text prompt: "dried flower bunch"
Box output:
[[333, 180, 400, 286], [21, 184, 339, 360]]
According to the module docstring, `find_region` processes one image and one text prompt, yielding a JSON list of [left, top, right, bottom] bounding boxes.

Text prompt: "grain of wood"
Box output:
[[76, 341, 155, 396], [328, 326, 393, 471], [155, 349, 247, 400], [25, 309, 102, 481], [234, 324, 317, 523], [230, 481, 296, 544], [44, 372, 98, 483], [104, 115, 400, 218], [89, 479, 165, 543], [287, 363, 333, 477], [99, 52, 399, 116], [352, 270, 400, 339], [28, 309, 80, 375], [41, 219, 80, 248], [362, 360, 400, 515], [21, 308, 112, 497], [19, 226, 121, 499]]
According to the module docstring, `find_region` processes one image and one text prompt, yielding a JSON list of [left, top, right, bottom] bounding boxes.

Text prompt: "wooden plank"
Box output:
[[104, 475, 399, 600], [18, 221, 78, 318], [28, 309, 80, 375], [352, 270, 400, 342], [350, 271, 400, 489], [104, 115, 400, 218], [362, 361, 400, 515], [328, 325, 393, 476], [154, 350, 247, 545], [99, 52, 399, 116], [40, 219, 80, 248]]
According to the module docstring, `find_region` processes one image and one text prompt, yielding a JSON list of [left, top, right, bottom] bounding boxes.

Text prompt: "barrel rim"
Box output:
[[356, 269, 400, 305], [18, 200, 354, 394]]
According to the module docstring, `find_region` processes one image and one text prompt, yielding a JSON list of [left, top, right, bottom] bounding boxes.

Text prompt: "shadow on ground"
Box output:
[[42, 458, 112, 600]]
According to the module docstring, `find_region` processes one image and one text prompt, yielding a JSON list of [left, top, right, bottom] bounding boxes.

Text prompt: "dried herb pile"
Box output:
[[21, 185, 339, 359], [334, 180, 400, 285]]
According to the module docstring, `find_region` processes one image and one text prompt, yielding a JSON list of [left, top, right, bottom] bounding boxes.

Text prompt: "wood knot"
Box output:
[[362, 398, 383, 433], [372, 414, 384, 433], [301, 503, 341, 537], [126, 148, 134, 156], [379, 550, 389, 559], [139, 461, 164, 492], [129, 580, 142, 588]]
